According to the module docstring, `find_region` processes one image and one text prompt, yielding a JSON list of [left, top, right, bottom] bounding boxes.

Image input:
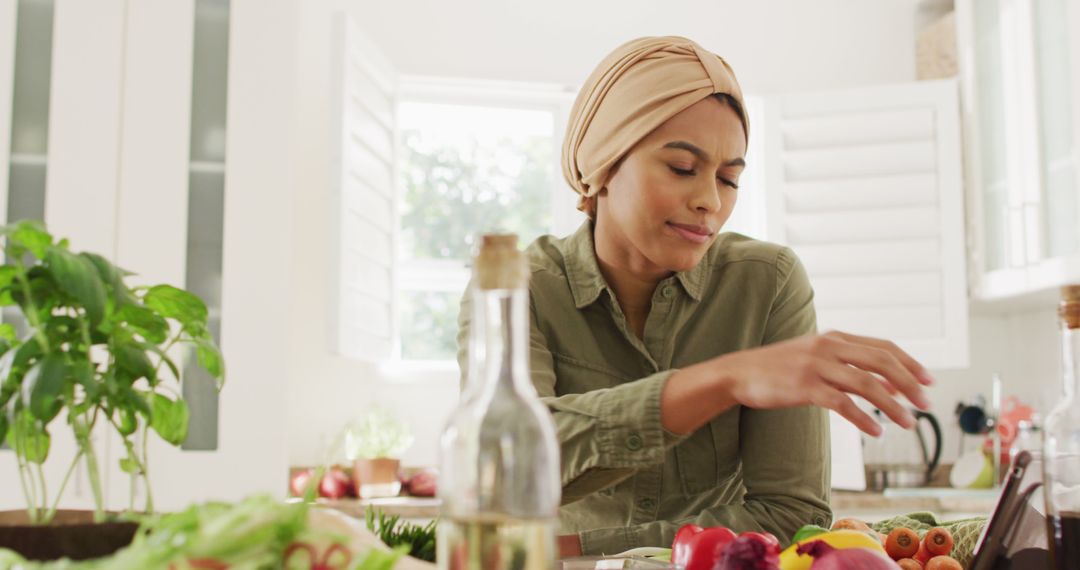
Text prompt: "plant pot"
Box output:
[[0, 510, 139, 561], [352, 457, 402, 499]]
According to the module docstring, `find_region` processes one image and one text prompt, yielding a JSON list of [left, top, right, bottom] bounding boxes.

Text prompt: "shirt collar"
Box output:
[[559, 221, 708, 308]]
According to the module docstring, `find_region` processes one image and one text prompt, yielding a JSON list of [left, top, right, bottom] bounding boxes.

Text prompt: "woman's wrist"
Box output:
[[660, 358, 740, 435]]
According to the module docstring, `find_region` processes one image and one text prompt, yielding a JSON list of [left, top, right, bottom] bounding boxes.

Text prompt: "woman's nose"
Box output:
[[689, 180, 722, 213]]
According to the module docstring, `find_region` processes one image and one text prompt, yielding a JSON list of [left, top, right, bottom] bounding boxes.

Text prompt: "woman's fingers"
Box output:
[[827, 331, 934, 386], [812, 387, 881, 436], [826, 335, 931, 411], [817, 359, 915, 429]]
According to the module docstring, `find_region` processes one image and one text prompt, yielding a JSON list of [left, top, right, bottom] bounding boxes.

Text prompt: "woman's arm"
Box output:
[[457, 288, 688, 505]]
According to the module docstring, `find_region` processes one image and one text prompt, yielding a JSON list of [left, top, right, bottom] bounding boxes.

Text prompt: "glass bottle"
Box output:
[[438, 234, 561, 570], [1044, 284, 1080, 569]]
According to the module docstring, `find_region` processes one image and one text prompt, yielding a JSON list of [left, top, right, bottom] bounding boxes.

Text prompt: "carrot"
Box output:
[[925, 555, 962, 570], [885, 527, 920, 560], [897, 559, 924, 570], [924, 527, 954, 557]]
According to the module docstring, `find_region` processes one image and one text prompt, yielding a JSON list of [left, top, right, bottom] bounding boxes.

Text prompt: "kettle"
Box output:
[[862, 409, 943, 490]]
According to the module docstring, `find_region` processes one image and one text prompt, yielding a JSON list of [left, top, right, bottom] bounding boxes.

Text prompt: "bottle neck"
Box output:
[[1063, 321, 1079, 401], [470, 287, 533, 398]]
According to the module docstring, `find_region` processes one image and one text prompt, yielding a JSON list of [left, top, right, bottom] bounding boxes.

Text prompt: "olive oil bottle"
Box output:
[[438, 235, 561, 570]]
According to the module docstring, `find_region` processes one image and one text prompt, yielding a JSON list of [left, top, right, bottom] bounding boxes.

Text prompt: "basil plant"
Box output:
[[0, 220, 224, 524]]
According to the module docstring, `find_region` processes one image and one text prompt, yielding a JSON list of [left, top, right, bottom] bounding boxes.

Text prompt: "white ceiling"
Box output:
[[350, 0, 920, 95]]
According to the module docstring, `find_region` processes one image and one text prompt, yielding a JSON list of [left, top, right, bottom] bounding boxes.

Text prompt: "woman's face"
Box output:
[[594, 96, 748, 276]]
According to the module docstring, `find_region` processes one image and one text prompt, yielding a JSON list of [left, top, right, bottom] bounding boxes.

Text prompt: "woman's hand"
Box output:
[[714, 331, 932, 435], [661, 331, 933, 436]]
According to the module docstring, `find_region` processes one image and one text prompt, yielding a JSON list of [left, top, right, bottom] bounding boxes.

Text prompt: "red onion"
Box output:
[[715, 534, 780, 570], [405, 469, 438, 497], [289, 469, 315, 498], [796, 541, 899, 569], [319, 467, 355, 499]]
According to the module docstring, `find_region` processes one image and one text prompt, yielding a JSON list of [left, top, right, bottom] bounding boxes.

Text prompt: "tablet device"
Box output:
[[969, 451, 1050, 569]]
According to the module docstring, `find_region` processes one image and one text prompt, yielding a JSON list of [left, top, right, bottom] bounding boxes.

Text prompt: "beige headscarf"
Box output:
[[562, 36, 748, 215]]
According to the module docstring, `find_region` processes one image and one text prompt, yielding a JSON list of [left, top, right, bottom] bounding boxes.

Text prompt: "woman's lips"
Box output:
[[666, 222, 713, 244]]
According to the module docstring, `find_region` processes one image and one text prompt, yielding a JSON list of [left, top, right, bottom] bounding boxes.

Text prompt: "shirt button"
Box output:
[[661, 286, 674, 299], [638, 498, 655, 510], [626, 433, 644, 451]]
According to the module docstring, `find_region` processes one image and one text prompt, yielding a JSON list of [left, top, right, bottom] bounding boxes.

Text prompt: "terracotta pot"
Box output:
[[0, 510, 138, 561], [352, 458, 402, 499]]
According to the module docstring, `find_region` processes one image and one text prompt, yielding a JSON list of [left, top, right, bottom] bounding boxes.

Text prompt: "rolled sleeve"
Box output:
[[458, 286, 686, 507]]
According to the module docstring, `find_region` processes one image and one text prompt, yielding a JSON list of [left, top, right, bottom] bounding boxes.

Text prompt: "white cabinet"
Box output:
[[763, 80, 969, 369], [0, 0, 294, 511], [957, 0, 1080, 301]]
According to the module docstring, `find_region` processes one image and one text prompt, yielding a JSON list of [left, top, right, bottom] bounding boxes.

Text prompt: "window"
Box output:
[[391, 80, 768, 363], [395, 81, 576, 361]]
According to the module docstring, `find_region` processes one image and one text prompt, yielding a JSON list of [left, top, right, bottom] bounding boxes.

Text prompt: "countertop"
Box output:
[[319, 488, 999, 523]]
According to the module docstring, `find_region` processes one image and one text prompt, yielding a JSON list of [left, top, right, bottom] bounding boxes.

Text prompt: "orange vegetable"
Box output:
[[914, 540, 932, 564], [885, 527, 920, 560], [831, 518, 873, 532], [924, 527, 954, 557], [897, 559, 924, 570], [925, 555, 962, 570]]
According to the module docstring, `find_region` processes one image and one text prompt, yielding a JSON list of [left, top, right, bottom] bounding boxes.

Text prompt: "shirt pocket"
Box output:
[[674, 409, 740, 496], [550, 352, 630, 394]]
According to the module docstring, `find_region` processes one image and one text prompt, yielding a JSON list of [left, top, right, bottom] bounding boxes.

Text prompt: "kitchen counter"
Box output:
[[319, 488, 999, 523]]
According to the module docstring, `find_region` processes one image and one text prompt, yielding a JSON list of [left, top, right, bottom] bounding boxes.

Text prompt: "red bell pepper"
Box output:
[[671, 524, 780, 570]]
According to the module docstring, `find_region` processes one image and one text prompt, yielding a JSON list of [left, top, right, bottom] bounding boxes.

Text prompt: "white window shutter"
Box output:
[[763, 79, 969, 369], [332, 13, 397, 360]]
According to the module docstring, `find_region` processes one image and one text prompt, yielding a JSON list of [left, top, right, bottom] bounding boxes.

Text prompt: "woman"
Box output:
[[456, 36, 932, 556]]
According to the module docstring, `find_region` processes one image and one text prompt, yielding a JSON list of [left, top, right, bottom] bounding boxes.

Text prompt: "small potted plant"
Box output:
[[0, 220, 224, 560], [342, 409, 414, 499]]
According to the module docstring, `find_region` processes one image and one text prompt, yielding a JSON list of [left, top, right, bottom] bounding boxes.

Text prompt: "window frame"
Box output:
[[392, 76, 577, 365]]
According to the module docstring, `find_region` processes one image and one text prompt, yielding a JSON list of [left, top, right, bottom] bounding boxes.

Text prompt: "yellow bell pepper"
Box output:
[[778, 530, 886, 570]]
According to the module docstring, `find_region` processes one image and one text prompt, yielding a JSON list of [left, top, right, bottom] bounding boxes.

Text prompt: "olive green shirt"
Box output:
[[456, 221, 832, 555]]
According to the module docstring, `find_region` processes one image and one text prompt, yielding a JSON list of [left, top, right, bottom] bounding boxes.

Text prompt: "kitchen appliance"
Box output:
[[863, 408, 943, 490]]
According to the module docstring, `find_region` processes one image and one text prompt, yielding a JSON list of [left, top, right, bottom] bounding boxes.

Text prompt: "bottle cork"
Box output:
[[1061, 284, 1080, 329], [474, 234, 528, 290]]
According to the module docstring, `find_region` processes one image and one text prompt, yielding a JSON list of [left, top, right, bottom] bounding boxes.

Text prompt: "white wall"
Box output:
[[282, 0, 926, 470], [354, 0, 918, 95]]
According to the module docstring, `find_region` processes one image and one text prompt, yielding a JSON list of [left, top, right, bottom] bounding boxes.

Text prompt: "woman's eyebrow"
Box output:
[[662, 141, 745, 167]]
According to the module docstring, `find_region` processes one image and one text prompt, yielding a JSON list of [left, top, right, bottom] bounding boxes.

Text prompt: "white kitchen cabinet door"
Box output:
[[0, 0, 15, 225], [105, 0, 196, 511], [958, 0, 1080, 303], [110, 0, 298, 510], [763, 79, 969, 369], [0, 0, 126, 512], [331, 12, 398, 361]]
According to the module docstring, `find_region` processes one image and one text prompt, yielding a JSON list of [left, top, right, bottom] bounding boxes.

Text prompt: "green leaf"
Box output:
[[9, 411, 50, 464], [119, 455, 139, 474], [116, 407, 137, 436], [70, 360, 99, 401], [23, 353, 67, 423], [143, 285, 208, 334], [0, 412, 7, 445], [193, 337, 225, 389], [0, 323, 15, 343], [46, 248, 107, 326], [10, 220, 52, 259], [140, 342, 180, 382], [82, 252, 137, 307], [122, 386, 152, 419], [0, 346, 17, 384], [0, 266, 17, 290], [116, 343, 156, 383], [150, 392, 189, 446], [115, 304, 169, 345]]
